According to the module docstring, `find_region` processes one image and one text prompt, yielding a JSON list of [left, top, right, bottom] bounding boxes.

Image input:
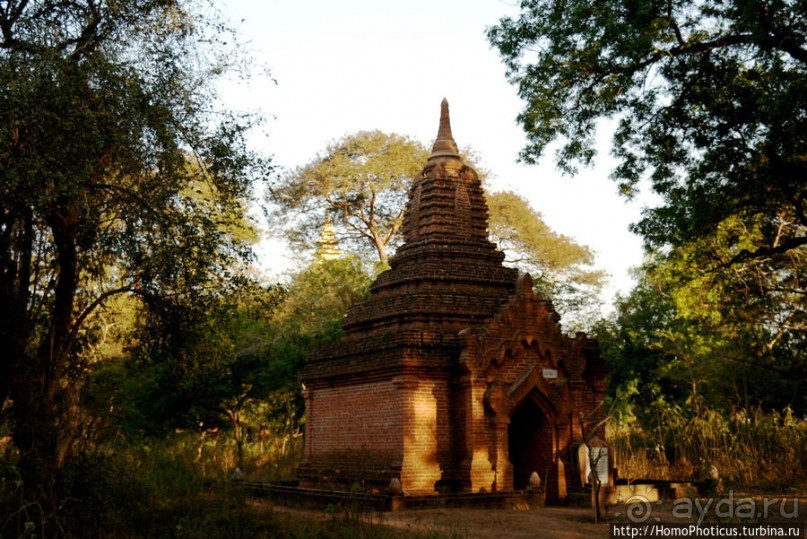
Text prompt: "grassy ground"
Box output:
[[0, 432, 454, 538], [3, 415, 806, 537]]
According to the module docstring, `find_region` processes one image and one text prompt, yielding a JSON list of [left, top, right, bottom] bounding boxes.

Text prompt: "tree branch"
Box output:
[[665, 0, 685, 46], [719, 352, 791, 374], [0, 0, 29, 47], [722, 235, 807, 267], [61, 285, 138, 365], [608, 33, 769, 80]]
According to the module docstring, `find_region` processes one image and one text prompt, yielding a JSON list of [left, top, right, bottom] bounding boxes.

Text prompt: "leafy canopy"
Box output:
[[599, 241, 806, 423], [487, 191, 605, 326], [268, 130, 429, 267], [0, 0, 270, 508], [488, 0, 806, 256], [490, 0, 806, 393], [269, 130, 604, 324]]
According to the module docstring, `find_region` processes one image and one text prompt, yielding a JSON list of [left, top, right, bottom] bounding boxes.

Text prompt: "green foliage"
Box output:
[[597, 218, 806, 455], [82, 255, 370, 477], [0, 0, 271, 516], [489, 0, 806, 352], [603, 262, 807, 488], [593, 283, 679, 425], [269, 131, 430, 266], [487, 191, 605, 327], [128, 281, 284, 432], [274, 255, 373, 337], [488, 0, 806, 230], [598, 246, 807, 490], [599, 268, 805, 428], [646, 215, 806, 398]]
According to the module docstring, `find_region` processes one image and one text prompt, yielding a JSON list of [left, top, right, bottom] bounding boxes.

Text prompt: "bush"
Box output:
[[57, 453, 151, 536]]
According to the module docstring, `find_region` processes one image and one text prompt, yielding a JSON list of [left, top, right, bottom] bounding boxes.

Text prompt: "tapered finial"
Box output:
[[429, 98, 460, 160], [437, 98, 452, 140]]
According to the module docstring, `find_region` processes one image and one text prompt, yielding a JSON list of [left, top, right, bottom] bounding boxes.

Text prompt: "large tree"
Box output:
[[487, 190, 605, 326], [488, 0, 805, 246], [268, 130, 429, 267], [269, 131, 604, 324], [488, 0, 806, 371], [0, 0, 268, 517]]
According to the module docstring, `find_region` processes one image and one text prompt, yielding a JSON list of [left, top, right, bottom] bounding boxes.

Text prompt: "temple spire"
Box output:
[[315, 214, 341, 261], [429, 98, 460, 160]]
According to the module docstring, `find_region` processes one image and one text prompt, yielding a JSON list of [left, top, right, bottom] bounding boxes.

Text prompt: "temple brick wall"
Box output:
[[399, 376, 447, 494], [305, 379, 403, 458]]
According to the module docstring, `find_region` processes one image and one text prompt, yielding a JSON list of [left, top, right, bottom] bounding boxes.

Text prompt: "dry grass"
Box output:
[[609, 408, 807, 491]]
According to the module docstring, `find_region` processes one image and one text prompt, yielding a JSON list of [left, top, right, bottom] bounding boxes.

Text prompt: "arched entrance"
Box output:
[[507, 389, 555, 490]]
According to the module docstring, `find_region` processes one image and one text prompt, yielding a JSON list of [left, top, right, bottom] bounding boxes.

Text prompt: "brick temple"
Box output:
[[298, 100, 608, 501]]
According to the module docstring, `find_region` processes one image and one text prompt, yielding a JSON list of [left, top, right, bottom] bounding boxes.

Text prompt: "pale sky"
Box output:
[[218, 0, 655, 311]]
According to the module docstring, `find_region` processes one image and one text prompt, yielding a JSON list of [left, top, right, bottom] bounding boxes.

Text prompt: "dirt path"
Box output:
[[379, 507, 609, 538], [248, 499, 610, 538], [249, 496, 807, 538]]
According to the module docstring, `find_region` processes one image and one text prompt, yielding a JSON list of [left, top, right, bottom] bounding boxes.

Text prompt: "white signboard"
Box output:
[[542, 368, 558, 379], [584, 447, 609, 485]]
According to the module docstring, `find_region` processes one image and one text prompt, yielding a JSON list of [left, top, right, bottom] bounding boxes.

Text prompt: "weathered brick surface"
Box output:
[[298, 101, 608, 500]]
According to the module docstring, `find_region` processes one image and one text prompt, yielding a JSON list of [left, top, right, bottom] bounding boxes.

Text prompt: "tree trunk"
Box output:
[[12, 207, 80, 530], [371, 229, 389, 267], [0, 209, 33, 409], [592, 474, 602, 524], [228, 409, 245, 469], [10, 376, 60, 519]]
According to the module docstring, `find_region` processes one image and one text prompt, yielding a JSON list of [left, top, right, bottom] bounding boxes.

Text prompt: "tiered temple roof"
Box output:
[[303, 99, 519, 379]]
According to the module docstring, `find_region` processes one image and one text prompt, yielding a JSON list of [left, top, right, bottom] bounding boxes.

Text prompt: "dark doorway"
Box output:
[[508, 390, 554, 490]]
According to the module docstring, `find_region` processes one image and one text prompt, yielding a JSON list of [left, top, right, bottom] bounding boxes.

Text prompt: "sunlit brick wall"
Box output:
[[307, 379, 403, 466]]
